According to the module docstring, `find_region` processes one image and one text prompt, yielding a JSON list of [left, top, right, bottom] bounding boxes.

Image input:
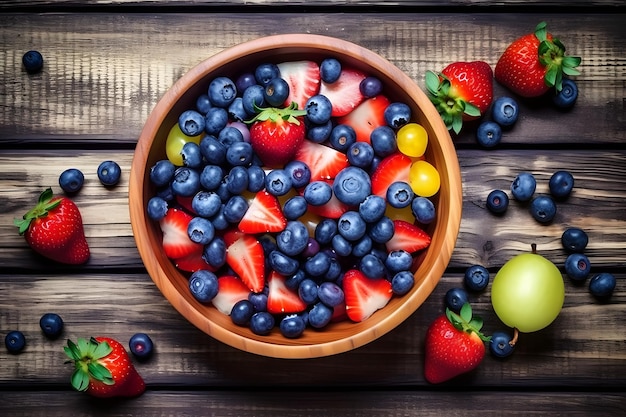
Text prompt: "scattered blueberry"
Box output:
[[204, 107, 230, 135], [444, 288, 469, 313], [359, 195, 387, 223], [129, 333, 154, 361], [59, 168, 84, 193], [254, 63, 280, 87], [529, 195, 557, 224], [97, 160, 122, 186], [22, 50, 44, 74], [561, 227, 589, 253], [489, 331, 515, 358], [208, 76, 237, 108], [150, 160, 176, 187], [347, 141, 375, 169], [511, 172, 536, 202], [464, 265, 490, 292], [171, 167, 201, 197], [476, 121, 502, 148], [5, 331, 26, 354], [277, 221, 310, 256], [552, 78, 578, 109], [320, 58, 342, 83], [486, 189, 509, 214], [187, 216, 215, 245], [385, 250, 413, 274], [265, 169, 293, 196], [491, 96, 519, 127], [305, 94, 333, 125], [360, 253, 387, 279], [308, 302, 333, 329], [386, 181, 414, 209], [39, 313, 64, 339], [249, 311, 275, 335], [549, 170, 575, 199], [391, 270, 415, 296], [370, 126, 398, 158], [589, 272, 616, 299], [333, 166, 372, 205], [318, 282, 344, 307], [337, 211, 367, 241], [242, 84, 267, 115], [329, 124, 357, 152], [564, 253, 591, 281]]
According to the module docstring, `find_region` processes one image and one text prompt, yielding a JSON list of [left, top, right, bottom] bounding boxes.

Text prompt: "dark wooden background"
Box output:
[[0, 3, 625, 416]]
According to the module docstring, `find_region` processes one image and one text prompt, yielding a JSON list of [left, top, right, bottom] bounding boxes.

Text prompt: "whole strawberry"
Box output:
[[247, 102, 307, 167], [14, 188, 90, 265], [426, 61, 493, 134], [495, 21, 581, 98], [424, 303, 490, 384], [64, 337, 145, 398]]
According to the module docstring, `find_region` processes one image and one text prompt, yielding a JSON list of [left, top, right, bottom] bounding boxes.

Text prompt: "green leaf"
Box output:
[[92, 340, 112, 360], [463, 102, 481, 118], [469, 317, 484, 332], [534, 21, 548, 42], [545, 66, 558, 88], [425, 71, 441, 95], [563, 67, 580, 77], [451, 115, 462, 135], [88, 362, 113, 384], [563, 56, 582, 69], [71, 369, 90, 392], [459, 302, 472, 322]]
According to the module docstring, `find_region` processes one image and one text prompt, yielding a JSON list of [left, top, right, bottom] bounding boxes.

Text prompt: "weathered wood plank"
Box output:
[[0, 13, 623, 145]]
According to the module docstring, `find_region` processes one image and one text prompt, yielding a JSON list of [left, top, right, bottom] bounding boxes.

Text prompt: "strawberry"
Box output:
[[294, 140, 349, 181], [426, 61, 493, 134], [495, 22, 581, 98], [64, 336, 145, 398], [319, 67, 367, 117], [14, 188, 90, 265], [266, 270, 307, 314], [424, 303, 491, 384], [343, 269, 393, 322], [238, 190, 287, 234], [211, 275, 251, 315], [277, 60, 321, 110], [370, 152, 412, 198], [248, 103, 307, 167], [336, 95, 391, 144], [175, 195, 195, 214], [224, 230, 265, 292], [159, 207, 203, 259], [173, 245, 215, 273], [385, 220, 431, 253]]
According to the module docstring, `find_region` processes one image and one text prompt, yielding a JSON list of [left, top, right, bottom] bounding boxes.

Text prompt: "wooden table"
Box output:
[[1, 2, 625, 415]]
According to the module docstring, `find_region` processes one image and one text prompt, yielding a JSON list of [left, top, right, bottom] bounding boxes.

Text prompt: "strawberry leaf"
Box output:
[[71, 368, 90, 392]]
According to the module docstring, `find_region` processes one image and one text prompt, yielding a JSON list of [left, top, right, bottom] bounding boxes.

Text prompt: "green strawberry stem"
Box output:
[[64, 337, 114, 392], [446, 303, 491, 343], [245, 101, 307, 125], [13, 188, 61, 235], [425, 71, 480, 135], [534, 21, 581, 92]]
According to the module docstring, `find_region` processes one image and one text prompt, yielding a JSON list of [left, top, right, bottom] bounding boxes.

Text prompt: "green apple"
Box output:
[[491, 247, 565, 333]]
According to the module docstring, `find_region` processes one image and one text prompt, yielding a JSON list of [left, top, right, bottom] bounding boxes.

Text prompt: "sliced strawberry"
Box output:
[[385, 220, 431, 254], [224, 231, 265, 292], [343, 269, 393, 322], [175, 195, 195, 214], [238, 190, 287, 234], [337, 95, 391, 143], [277, 60, 321, 110], [266, 270, 307, 315], [294, 140, 349, 181], [159, 208, 203, 259], [370, 152, 413, 198], [174, 245, 216, 273], [330, 299, 348, 323], [211, 275, 251, 315], [319, 67, 367, 117], [305, 180, 350, 219]]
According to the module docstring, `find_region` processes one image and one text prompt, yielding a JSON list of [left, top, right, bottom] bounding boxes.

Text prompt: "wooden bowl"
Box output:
[[129, 34, 462, 358]]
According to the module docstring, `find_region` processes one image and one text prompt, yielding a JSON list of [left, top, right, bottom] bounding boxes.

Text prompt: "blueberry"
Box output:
[[370, 126, 397, 158], [347, 141, 375, 169], [265, 169, 293, 196], [318, 282, 344, 307], [204, 107, 229, 135], [196, 93, 212, 114], [199, 135, 227, 165], [283, 195, 308, 220], [180, 142, 203, 169], [210, 206, 229, 231], [250, 311, 275, 335], [333, 166, 372, 206], [242, 84, 267, 115], [279, 314, 306, 339], [368, 216, 395, 244], [254, 63, 281, 87], [476, 121, 502, 148], [315, 218, 338, 245], [59, 168, 84, 193], [308, 302, 333, 329], [203, 236, 227, 269], [384, 102, 411, 129], [565, 253, 591, 281], [411, 196, 436, 224], [217, 126, 244, 147], [171, 167, 201, 197], [320, 58, 342, 83], [530, 195, 557, 224], [464, 265, 490, 292], [231, 300, 255, 326], [360, 76, 383, 98], [589, 273, 616, 299], [5, 331, 26, 353], [491, 96, 519, 127], [331, 233, 352, 257], [22, 50, 43, 74], [147, 196, 169, 221], [235, 72, 257, 93], [187, 217, 215, 245], [226, 166, 249, 195], [178, 109, 205, 136], [489, 331, 515, 358], [248, 292, 268, 312], [208, 76, 237, 108], [486, 189, 509, 214], [129, 333, 154, 361], [386, 270, 413, 296], [223, 195, 248, 223], [188, 270, 219, 303], [305, 94, 332, 125], [337, 211, 367, 241], [552, 78, 578, 109], [304, 251, 332, 277], [549, 170, 575, 199], [277, 221, 309, 256], [192, 191, 221, 218], [302, 237, 321, 258], [324, 255, 342, 281], [264, 77, 290, 107], [303, 181, 332, 206], [150, 159, 176, 187], [306, 119, 333, 143], [385, 250, 413, 274], [226, 142, 254, 167], [39, 313, 64, 339], [561, 227, 589, 253], [386, 181, 414, 209], [445, 288, 469, 313], [360, 253, 386, 279], [247, 165, 267, 192], [329, 124, 357, 152], [285, 269, 308, 291], [284, 160, 311, 189], [359, 195, 387, 223], [298, 279, 320, 305], [511, 172, 537, 202]]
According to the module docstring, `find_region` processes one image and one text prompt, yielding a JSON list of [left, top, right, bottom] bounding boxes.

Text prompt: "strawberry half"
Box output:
[[385, 220, 431, 253], [14, 188, 90, 265], [266, 270, 307, 314], [343, 269, 393, 322], [159, 207, 203, 259], [277, 60, 321, 110], [211, 275, 251, 315], [337, 95, 391, 144], [370, 152, 412, 198], [426, 61, 493, 134], [224, 230, 265, 293], [64, 336, 145, 398], [424, 303, 490, 384], [238, 190, 287, 234], [174, 245, 216, 273], [495, 21, 581, 98], [294, 140, 349, 181], [319, 67, 367, 117]]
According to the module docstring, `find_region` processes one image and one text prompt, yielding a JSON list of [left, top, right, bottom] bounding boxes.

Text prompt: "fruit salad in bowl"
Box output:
[[129, 34, 462, 358]]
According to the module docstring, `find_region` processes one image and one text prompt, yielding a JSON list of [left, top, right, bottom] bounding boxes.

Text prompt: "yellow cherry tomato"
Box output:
[[396, 123, 428, 158], [409, 160, 440, 197], [165, 123, 202, 166]]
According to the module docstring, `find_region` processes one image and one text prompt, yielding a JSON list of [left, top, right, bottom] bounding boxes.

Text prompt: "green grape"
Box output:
[[396, 123, 428, 157], [165, 123, 202, 166], [409, 160, 440, 197], [491, 252, 565, 333]]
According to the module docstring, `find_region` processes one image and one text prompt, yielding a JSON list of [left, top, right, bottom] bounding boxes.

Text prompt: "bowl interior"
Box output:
[[129, 34, 462, 359]]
